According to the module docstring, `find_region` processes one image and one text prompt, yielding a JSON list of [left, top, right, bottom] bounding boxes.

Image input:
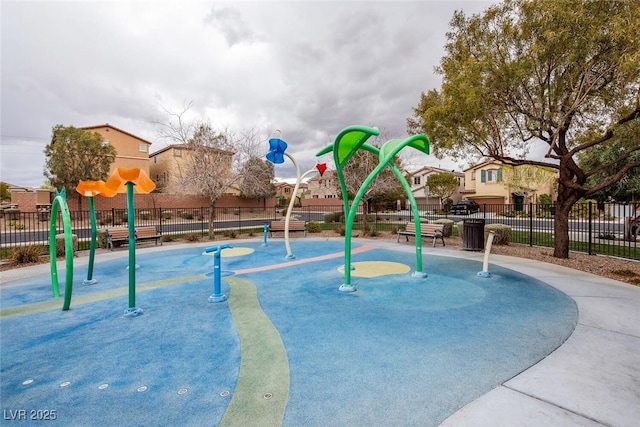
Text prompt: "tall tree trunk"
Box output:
[[362, 199, 369, 236], [553, 182, 582, 258], [208, 199, 216, 240], [553, 201, 571, 258]]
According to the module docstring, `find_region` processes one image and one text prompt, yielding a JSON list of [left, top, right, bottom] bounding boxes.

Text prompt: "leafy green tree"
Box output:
[[578, 121, 640, 203], [0, 182, 11, 201], [408, 0, 640, 258], [425, 172, 459, 208], [43, 125, 117, 210]]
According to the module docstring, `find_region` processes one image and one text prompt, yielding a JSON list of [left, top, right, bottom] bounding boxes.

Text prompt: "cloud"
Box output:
[[1, 1, 494, 188]]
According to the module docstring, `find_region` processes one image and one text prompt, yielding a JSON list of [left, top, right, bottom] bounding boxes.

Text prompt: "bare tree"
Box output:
[[239, 157, 276, 208], [157, 106, 263, 238]]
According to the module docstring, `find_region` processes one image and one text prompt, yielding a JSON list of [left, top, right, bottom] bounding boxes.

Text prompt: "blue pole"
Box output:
[[263, 221, 269, 247], [205, 244, 231, 303]]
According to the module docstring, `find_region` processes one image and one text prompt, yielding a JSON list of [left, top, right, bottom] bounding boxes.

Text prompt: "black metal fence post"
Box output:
[[202, 207, 205, 236], [529, 202, 533, 247], [587, 201, 593, 255]]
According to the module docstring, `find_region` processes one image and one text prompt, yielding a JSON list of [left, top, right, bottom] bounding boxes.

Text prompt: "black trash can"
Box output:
[[463, 219, 485, 251]]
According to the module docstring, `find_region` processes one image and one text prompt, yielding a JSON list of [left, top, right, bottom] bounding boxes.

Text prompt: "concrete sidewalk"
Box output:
[[402, 242, 640, 427]]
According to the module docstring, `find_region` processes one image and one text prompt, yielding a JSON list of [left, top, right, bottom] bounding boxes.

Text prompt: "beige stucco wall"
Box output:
[[84, 125, 152, 175]]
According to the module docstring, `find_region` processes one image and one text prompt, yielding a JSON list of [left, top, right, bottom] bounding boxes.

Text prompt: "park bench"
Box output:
[[106, 226, 162, 251], [397, 222, 446, 247], [269, 220, 307, 237]]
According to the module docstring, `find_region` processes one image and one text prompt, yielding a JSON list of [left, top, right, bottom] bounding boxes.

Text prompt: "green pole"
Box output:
[[49, 200, 60, 298], [395, 167, 424, 275], [84, 196, 97, 284], [341, 135, 430, 289], [360, 143, 424, 275], [126, 182, 136, 309], [48, 190, 75, 309], [342, 161, 387, 289]]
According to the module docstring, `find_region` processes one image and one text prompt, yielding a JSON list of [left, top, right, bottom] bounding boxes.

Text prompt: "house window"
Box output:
[[413, 176, 421, 185], [102, 140, 110, 147], [153, 156, 157, 164], [481, 168, 503, 183], [139, 144, 147, 153], [471, 171, 476, 180], [174, 149, 182, 157], [285, 187, 290, 194]]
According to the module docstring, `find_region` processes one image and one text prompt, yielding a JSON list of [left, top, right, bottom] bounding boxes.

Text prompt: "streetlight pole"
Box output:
[[424, 185, 429, 209]]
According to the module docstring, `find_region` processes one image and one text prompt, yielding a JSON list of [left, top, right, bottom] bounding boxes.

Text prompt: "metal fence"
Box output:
[[1, 202, 638, 261]]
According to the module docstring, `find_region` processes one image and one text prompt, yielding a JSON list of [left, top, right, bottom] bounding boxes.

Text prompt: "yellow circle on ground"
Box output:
[[337, 261, 410, 278], [201, 247, 255, 257]]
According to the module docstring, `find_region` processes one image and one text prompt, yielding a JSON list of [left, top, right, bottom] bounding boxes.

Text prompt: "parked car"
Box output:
[[450, 200, 480, 215]]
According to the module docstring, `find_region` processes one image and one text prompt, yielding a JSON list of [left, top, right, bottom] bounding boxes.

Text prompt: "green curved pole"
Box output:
[[360, 143, 424, 275], [49, 189, 74, 310], [317, 126, 380, 222], [84, 195, 97, 284], [125, 181, 138, 312], [341, 135, 430, 289]]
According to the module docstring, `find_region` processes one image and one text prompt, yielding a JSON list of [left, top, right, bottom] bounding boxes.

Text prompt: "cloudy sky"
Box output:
[[1, 0, 495, 188]]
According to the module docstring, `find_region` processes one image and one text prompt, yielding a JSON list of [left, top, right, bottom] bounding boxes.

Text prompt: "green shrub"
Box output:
[[335, 225, 346, 236], [97, 229, 108, 249], [324, 212, 343, 223], [162, 234, 176, 242], [433, 218, 454, 237], [139, 210, 151, 220], [161, 210, 173, 220], [55, 234, 78, 256], [307, 221, 322, 233], [485, 223, 512, 245], [185, 232, 201, 241], [223, 229, 238, 238], [180, 211, 194, 220], [12, 244, 45, 264]]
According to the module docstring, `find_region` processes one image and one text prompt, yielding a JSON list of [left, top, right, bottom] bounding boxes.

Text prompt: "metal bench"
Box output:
[[106, 226, 162, 250], [397, 222, 445, 247], [269, 220, 307, 237]]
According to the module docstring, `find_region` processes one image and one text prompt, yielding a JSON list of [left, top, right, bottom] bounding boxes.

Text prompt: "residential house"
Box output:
[[149, 144, 235, 195], [462, 160, 557, 211], [273, 181, 309, 207], [305, 170, 340, 201], [407, 166, 465, 205], [81, 124, 152, 175]]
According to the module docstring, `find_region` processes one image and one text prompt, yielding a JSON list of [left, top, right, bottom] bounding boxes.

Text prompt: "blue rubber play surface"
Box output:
[[0, 239, 577, 426]]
